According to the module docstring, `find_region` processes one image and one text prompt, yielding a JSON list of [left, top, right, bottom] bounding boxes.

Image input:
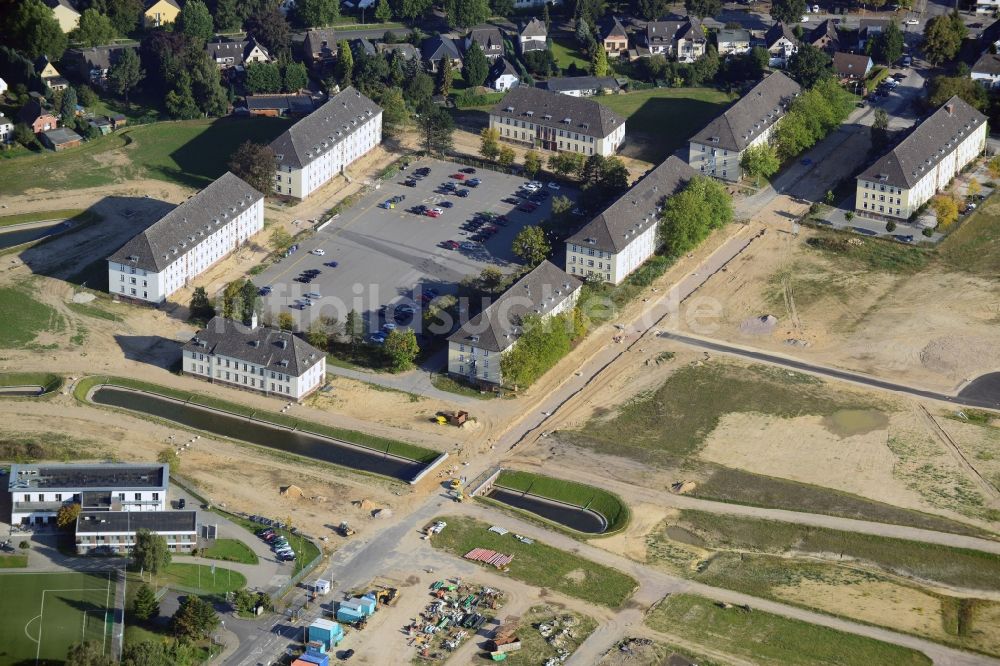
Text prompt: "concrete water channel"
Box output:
[[0, 220, 68, 250], [91, 386, 430, 482], [486, 487, 607, 534]]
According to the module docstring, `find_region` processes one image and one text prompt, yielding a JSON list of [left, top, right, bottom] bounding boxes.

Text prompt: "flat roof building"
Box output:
[[75, 509, 197, 554]]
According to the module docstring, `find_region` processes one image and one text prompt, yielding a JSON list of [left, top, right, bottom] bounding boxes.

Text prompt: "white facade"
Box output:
[[975, 0, 998, 13], [0, 114, 12, 143], [768, 38, 797, 67], [972, 70, 1000, 88], [182, 347, 325, 400], [492, 73, 519, 91], [520, 34, 547, 51], [0, 77, 7, 95], [108, 197, 263, 304], [489, 114, 625, 157], [689, 129, 771, 183], [565, 224, 656, 284]]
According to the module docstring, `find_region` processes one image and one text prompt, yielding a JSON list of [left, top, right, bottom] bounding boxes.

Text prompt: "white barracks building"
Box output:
[[107, 172, 264, 304], [270, 86, 383, 199]]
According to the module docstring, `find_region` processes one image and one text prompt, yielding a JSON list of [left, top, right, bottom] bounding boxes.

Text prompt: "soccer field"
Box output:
[[0, 571, 117, 665]]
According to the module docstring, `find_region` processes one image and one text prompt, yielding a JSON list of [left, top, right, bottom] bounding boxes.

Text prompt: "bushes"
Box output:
[[774, 78, 854, 160], [499, 312, 578, 388]]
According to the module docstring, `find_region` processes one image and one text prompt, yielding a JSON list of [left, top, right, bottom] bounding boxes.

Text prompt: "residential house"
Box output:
[[0, 113, 12, 143], [764, 22, 798, 67], [35, 56, 69, 91], [107, 172, 265, 304], [144, 0, 182, 27], [75, 510, 197, 555], [18, 101, 58, 134], [519, 18, 548, 53], [489, 86, 626, 157], [8, 462, 169, 525], [855, 96, 987, 221], [537, 75, 620, 97], [976, 0, 999, 13], [43, 0, 81, 32], [466, 25, 506, 61], [303, 29, 337, 65], [565, 155, 697, 284], [447, 261, 582, 387], [245, 94, 316, 117], [807, 19, 840, 53], [182, 315, 327, 400], [971, 52, 1000, 88], [489, 58, 520, 92], [66, 44, 140, 88], [833, 51, 873, 80], [716, 28, 751, 57], [205, 38, 272, 71], [350, 38, 377, 59], [422, 36, 463, 73], [377, 42, 420, 61], [41, 127, 82, 151], [0, 77, 7, 96], [269, 87, 383, 200], [644, 17, 706, 63], [601, 17, 630, 58], [688, 71, 801, 182], [857, 19, 889, 51]]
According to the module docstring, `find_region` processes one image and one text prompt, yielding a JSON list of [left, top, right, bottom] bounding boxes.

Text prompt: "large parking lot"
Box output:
[[255, 158, 578, 335]]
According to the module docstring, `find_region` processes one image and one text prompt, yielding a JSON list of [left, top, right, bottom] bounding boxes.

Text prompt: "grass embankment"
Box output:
[[199, 538, 259, 565], [0, 285, 65, 349], [131, 562, 246, 598], [0, 372, 63, 393], [806, 232, 931, 274], [429, 516, 637, 608], [430, 372, 495, 400], [0, 209, 85, 227], [74, 375, 439, 464], [493, 470, 630, 534], [937, 197, 1000, 277], [646, 594, 931, 666], [0, 430, 109, 461]]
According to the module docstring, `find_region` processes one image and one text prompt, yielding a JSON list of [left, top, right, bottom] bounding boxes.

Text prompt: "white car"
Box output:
[[547, 182, 560, 190], [800, 15, 809, 21], [311, 248, 326, 256], [905, 18, 919, 25], [304, 291, 321, 299], [460, 241, 479, 250], [431, 207, 444, 215]]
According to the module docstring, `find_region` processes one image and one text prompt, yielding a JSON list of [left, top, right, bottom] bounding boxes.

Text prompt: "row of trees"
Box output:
[[658, 176, 733, 255], [773, 77, 855, 160], [245, 61, 310, 95]]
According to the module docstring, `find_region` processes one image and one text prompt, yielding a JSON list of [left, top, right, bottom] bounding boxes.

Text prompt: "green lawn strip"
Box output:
[[805, 229, 930, 273], [0, 209, 84, 227], [66, 301, 124, 322], [937, 197, 1000, 277], [74, 374, 439, 463], [646, 594, 931, 666], [136, 562, 246, 597], [495, 470, 630, 534], [0, 372, 63, 392], [0, 554, 28, 567], [199, 538, 259, 565], [550, 35, 589, 72], [429, 373, 495, 400], [0, 285, 65, 349], [428, 516, 637, 608]]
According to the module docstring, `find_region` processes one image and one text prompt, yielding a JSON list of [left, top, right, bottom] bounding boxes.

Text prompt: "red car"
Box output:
[[451, 173, 465, 180], [444, 240, 460, 250], [425, 209, 441, 218]]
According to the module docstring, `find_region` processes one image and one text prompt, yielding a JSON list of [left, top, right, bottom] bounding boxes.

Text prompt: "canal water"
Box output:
[[91, 387, 426, 481], [0, 222, 65, 250], [0, 386, 46, 397], [487, 487, 607, 534]]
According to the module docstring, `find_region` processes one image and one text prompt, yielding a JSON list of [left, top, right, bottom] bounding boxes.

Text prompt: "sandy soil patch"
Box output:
[[592, 504, 674, 563], [936, 418, 1000, 491]]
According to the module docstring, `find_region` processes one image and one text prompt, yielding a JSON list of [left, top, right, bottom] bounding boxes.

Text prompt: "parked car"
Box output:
[[324, 261, 339, 267], [547, 182, 560, 190], [311, 248, 326, 256], [457, 189, 470, 198], [404, 179, 417, 187], [460, 167, 476, 174], [304, 291, 321, 299], [425, 209, 442, 218], [444, 240, 460, 250], [382, 322, 397, 333], [258, 286, 272, 296], [519, 202, 538, 212], [467, 178, 481, 187], [178, 498, 186, 509], [451, 173, 465, 180], [369, 332, 387, 345], [440, 201, 453, 208]]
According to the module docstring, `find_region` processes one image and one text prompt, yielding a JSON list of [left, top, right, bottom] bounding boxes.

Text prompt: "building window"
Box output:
[[135, 493, 141, 501]]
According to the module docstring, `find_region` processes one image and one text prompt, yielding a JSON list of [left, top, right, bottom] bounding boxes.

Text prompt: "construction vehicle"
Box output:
[[434, 410, 469, 426], [449, 479, 462, 490], [338, 522, 355, 537]]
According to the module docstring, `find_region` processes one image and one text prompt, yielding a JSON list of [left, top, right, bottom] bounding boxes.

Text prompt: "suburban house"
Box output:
[[44, 0, 81, 32], [0, 113, 12, 143], [35, 56, 69, 91], [489, 86, 626, 157], [107, 172, 265, 304], [182, 316, 327, 400], [764, 22, 798, 67], [488, 58, 520, 92], [41, 127, 82, 151], [447, 261, 582, 387], [144, 0, 182, 27], [205, 38, 272, 71], [466, 25, 506, 60], [66, 44, 140, 88], [857, 19, 889, 51], [18, 100, 58, 134], [537, 75, 620, 97], [717, 28, 751, 56], [519, 18, 548, 53], [854, 96, 987, 221], [76, 510, 198, 555], [601, 17, 630, 58], [644, 17, 706, 62], [688, 71, 801, 182], [971, 52, 1000, 88], [302, 29, 338, 65], [977, 0, 1000, 13], [514, 0, 561, 7], [377, 42, 420, 61], [807, 19, 840, 53], [833, 52, 873, 80], [565, 155, 697, 284], [350, 38, 377, 59], [245, 94, 316, 116], [8, 462, 169, 525], [422, 36, 464, 72], [269, 87, 382, 200]]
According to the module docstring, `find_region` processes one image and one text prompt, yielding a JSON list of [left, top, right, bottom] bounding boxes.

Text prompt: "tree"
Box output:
[[131, 583, 159, 622], [336, 39, 354, 86], [636, 0, 670, 20], [246, 6, 292, 59], [239, 280, 261, 324], [296, 0, 340, 27], [270, 227, 293, 252], [6, 0, 68, 60], [121, 641, 168, 666], [542, 3, 551, 26], [189, 51, 228, 116], [132, 529, 171, 575], [437, 55, 454, 96], [787, 43, 832, 87], [444, 0, 491, 29], [157, 448, 181, 475], [344, 309, 363, 345], [416, 103, 455, 154], [659, 176, 732, 254], [56, 502, 81, 529], [923, 13, 966, 66], [383, 328, 419, 371], [76, 84, 97, 107], [740, 143, 780, 186], [499, 312, 575, 387], [968, 179, 980, 198], [498, 146, 515, 168], [282, 61, 309, 92], [524, 150, 541, 178], [591, 45, 609, 77], [221, 279, 244, 319], [178, 0, 213, 43], [927, 75, 989, 111], [479, 127, 500, 160], [378, 86, 408, 136], [214, 0, 241, 32], [575, 17, 593, 50], [229, 141, 277, 196], [245, 61, 282, 93], [512, 225, 550, 266], [171, 595, 219, 641], [104, 0, 143, 35], [463, 42, 489, 88], [278, 312, 295, 330], [871, 107, 890, 151], [74, 9, 118, 47], [885, 220, 896, 232], [308, 321, 330, 351], [872, 21, 904, 65], [375, 0, 393, 22], [770, 0, 806, 25], [684, 0, 721, 18], [59, 87, 78, 128], [14, 123, 36, 148], [66, 641, 113, 666], [686, 46, 719, 85], [392, 0, 433, 20], [108, 48, 144, 110], [405, 68, 434, 106], [932, 194, 959, 229]]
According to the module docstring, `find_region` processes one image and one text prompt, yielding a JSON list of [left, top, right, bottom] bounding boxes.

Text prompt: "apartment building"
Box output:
[[107, 172, 264, 304], [489, 87, 626, 157], [644, 17, 706, 62], [565, 156, 697, 284], [269, 87, 383, 200], [182, 316, 327, 400], [9, 463, 169, 525], [688, 71, 801, 182], [717, 28, 751, 56], [75, 510, 197, 555], [855, 96, 987, 221], [447, 261, 581, 387]]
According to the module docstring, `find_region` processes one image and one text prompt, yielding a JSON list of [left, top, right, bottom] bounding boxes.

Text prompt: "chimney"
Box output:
[[250, 312, 258, 330], [945, 103, 954, 116]]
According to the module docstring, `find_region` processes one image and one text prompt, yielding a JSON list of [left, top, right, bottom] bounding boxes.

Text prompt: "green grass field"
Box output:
[[199, 538, 259, 565], [132, 562, 246, 599], [938, 197, 1000, 277], [494, 470, 630, 534], [550, 35, 590, 73], [595, 88, 736, 162], [0, 285, 65, 349], [646, 594, 931, 666], [0, 571, 116, 665]]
